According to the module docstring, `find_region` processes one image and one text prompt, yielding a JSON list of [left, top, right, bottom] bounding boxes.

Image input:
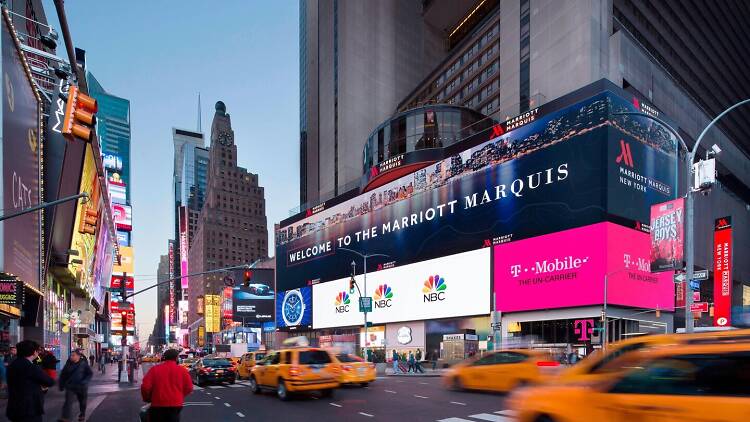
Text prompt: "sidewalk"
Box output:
[[1, 362, 144, 421], [384, 363, 447, 377]]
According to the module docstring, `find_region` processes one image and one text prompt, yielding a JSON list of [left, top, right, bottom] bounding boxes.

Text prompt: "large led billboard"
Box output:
[[179, 206, 189, 289], [494, 222, 675, 313], [276, 287, 312, 330], [112, 203, 132, 231], [277, 87, 678, 292], [312, 249, 490, 329]]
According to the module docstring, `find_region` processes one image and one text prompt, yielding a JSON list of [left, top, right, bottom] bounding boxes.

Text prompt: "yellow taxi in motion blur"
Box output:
[[444, 349, 559, 393], [249, 347, 341, 400], [334, 353, 376, 386], [179, 357, 199, 369], [509, 342, 750, 422], [237, 351, 266, 380]]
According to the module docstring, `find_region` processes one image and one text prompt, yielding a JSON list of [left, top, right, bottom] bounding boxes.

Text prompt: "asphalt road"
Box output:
[[78, 364, 515, 422]]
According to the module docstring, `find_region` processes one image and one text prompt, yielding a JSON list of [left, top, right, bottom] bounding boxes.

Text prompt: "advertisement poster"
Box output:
[[494, 222, 674, 313], [0, 279, 20, 305], [108, 179, 127, 204], [116, 230, 130, 247], [713, 216, 733, 327], [276, 91, 677, 291], [110, 275, 134, 291], [113, 246, 134, 274], [204, 294, 221, 333], [649, 198, 685, 272], [179, 206, 189, 289], [276, 287, 312, 330], [1, 17, 41, 288], [313, 249, 490, 329], [112, 203, 132, 231], [232, 286, 275, 322]]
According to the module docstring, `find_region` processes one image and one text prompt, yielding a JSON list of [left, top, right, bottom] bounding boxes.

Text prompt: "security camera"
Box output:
[[711, 144, 722, 155]]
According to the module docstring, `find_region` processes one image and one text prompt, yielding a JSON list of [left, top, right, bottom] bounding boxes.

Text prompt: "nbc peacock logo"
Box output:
[[335, 291, 350, 313], [373, 284, 393, 308], [422, 274, 446, 302]]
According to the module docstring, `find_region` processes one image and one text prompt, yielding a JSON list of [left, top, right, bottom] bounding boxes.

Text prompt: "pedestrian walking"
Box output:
[[98, 353, 106, 375], [5, 340, 55, 422], [7, 346, 17, 365], [141, 349, 193, 422], [391, 349, 399, 374], [414, 349, 424, 373], [88, 354, 95, 368], [117, 355, 124, 382], [59, 349, 93, 422], [407, 351, 415, 373]]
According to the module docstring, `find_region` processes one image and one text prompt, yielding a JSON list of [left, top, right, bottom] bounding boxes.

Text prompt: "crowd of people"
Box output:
[[391, 348, 429, 374]]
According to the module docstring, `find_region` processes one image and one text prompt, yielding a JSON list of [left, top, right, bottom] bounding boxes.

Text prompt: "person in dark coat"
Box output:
[[5, 340, 55, 422], [58, 350, 93, 422]]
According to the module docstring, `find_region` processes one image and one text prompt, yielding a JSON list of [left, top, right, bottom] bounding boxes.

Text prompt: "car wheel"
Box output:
[[452, 376, 463, 391], [249, 376, 260, 394], [277, 380, 290, 401], [534, 415, 556, 422], [360, 382, 369, 387], [229, 378, 236, 385], [321, 388, 334, 398]]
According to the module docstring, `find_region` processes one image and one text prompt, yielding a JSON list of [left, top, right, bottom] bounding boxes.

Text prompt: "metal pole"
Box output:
[[0, 192, 87, 221], [52, 0, 87, 92], [364, 255, 368, 362], [602, 274, 608, 350]]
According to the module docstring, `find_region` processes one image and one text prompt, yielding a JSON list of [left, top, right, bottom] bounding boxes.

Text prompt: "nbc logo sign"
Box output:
[[373, 284, 393, 308], [335, 292, 350, 313], [422, 274, 446, 302]]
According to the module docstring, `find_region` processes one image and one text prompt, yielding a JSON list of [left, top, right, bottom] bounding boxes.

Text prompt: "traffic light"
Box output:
[[349, 276, 356, 294], [243, 270, 252, 287], [78, 204, 98, 235], [61, 85, 98, 142]]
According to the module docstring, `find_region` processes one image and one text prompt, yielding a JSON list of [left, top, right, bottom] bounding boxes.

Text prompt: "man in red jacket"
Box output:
[[141, 349, 193, 422]]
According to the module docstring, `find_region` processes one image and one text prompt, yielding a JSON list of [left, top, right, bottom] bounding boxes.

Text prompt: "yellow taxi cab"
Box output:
[[179, 357, 199, 369], [249, 347, 341, 400], [443, 349, 559, 393], [237, 351, 266, 380], [509, 342, 750, 422], [334, 353, 376, 386], [556, 328, 750, 384]]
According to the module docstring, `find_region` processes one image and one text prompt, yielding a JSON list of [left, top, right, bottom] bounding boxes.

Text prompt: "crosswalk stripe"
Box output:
[[494, 410, 516, 416], [228, 384, 244, 388], [208, 385, 223, 389], [468, 413, 510, 422], [193, 386, 204, 390], [437, 418, 473, 422]]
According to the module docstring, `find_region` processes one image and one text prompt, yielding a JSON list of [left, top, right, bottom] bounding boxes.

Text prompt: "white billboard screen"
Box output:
[[312, 248, 490, 329]]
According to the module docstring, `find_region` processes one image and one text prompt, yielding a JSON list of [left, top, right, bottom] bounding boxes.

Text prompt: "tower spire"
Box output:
[[197, 92, 202, 133]]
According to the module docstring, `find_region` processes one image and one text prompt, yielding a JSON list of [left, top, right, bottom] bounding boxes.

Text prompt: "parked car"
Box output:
[[509, 342, 750, 422], [250, 347, 340, 400], [334, 353, 376, 386], [237, 351, 266, 380], [189, 357, 237, 386]]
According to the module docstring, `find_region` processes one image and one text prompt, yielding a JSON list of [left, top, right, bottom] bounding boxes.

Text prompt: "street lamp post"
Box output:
[[339, 248, 389, 362], [615, 98, 749, 333]]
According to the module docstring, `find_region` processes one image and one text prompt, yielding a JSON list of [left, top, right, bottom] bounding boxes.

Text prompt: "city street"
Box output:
[[150, 365, 512, 422]]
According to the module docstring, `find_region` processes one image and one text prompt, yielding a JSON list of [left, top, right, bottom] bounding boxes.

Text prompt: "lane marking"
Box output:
[[228, 384, 243, 388], [384, 390, 397, 394], [450, 401, 466, 406], [236, 412, 245, 418], [359, 412, 374, 417], [224, 403, 231, 407], [419, 382, 429, 385], [330, 403, 342, 408], [494, 410, 516, 416], [437, 418, 472, 422], [214, 396, 221, 400], [183, 402, 214, 407], [468, 413, 510, 422], [193, 386, 204, 390], [414, 394, 429, 399], [208, 385, 224, 389], [86, 395, 106, 416]]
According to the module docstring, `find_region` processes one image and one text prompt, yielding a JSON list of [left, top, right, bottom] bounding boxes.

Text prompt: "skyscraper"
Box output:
[[187, 101, 268, 331], [299, 0, 446, 208]]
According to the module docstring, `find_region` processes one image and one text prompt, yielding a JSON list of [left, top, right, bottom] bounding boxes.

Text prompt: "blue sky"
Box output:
[[43, 1, 300, 341]]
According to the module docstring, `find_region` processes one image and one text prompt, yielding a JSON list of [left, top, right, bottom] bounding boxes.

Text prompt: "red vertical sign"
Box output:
[[713, 217, 732, 327]]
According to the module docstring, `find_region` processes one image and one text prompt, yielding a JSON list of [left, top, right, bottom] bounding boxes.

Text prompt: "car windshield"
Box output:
[[299, 350, 332, 365], [203, 359, 232, 367], [182, 358, 197, 364], [336, 354, 361, 363], [254, 353, 265, 360]]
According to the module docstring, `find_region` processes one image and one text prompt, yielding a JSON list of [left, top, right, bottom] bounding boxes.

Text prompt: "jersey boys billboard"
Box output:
[[277, 85, 678, 291]]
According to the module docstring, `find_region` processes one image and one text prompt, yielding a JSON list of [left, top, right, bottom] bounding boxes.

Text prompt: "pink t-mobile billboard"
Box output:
[[494, 222, 674, 312]]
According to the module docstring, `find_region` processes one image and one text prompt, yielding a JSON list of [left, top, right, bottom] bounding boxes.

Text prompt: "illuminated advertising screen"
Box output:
[[205, 294, 221, 333], [276, 287, 312, 330], [0, 279, 21, 305], [276, 88, 677, 292], [112, 203, 132, 231], [113, 246, 134, 274], [232, 287, 275, 322], [102, 153, 123, 171], [713, 217, 733, 327], [649, 198, 685, 272], [178, 300, 188, 328], [110, 275, 134, 291], [2, 18, 41, 288], [494, 222, 674, 313], [108, 179, 127, 204], [312, 248, 490, 329], [179, 206, 189, 289], [168, 241, 176, 324], [116, 230, 130, 247]]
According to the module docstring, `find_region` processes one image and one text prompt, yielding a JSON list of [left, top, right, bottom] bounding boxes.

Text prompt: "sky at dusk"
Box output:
[[42, 1, 300, 341]]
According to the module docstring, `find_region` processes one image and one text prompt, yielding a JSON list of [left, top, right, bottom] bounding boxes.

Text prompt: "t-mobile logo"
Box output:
[[574, 319, 594, 341], [510, 264, 522, 277], [615, 139, 634, 168]]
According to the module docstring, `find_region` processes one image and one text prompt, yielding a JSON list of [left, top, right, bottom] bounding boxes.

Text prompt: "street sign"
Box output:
[[693, 291, 700, 302], [689, 280, 700, 291], [690, 302, 709, 313], [490, 322, 501, 330], [359, 296, 373, 313], [693, 270, 709, 280], [673, 273, 686, 283]]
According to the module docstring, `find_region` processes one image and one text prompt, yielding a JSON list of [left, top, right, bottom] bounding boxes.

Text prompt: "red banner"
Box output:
[[650, 198, 685, 272], [713, 217, 732, 327]]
